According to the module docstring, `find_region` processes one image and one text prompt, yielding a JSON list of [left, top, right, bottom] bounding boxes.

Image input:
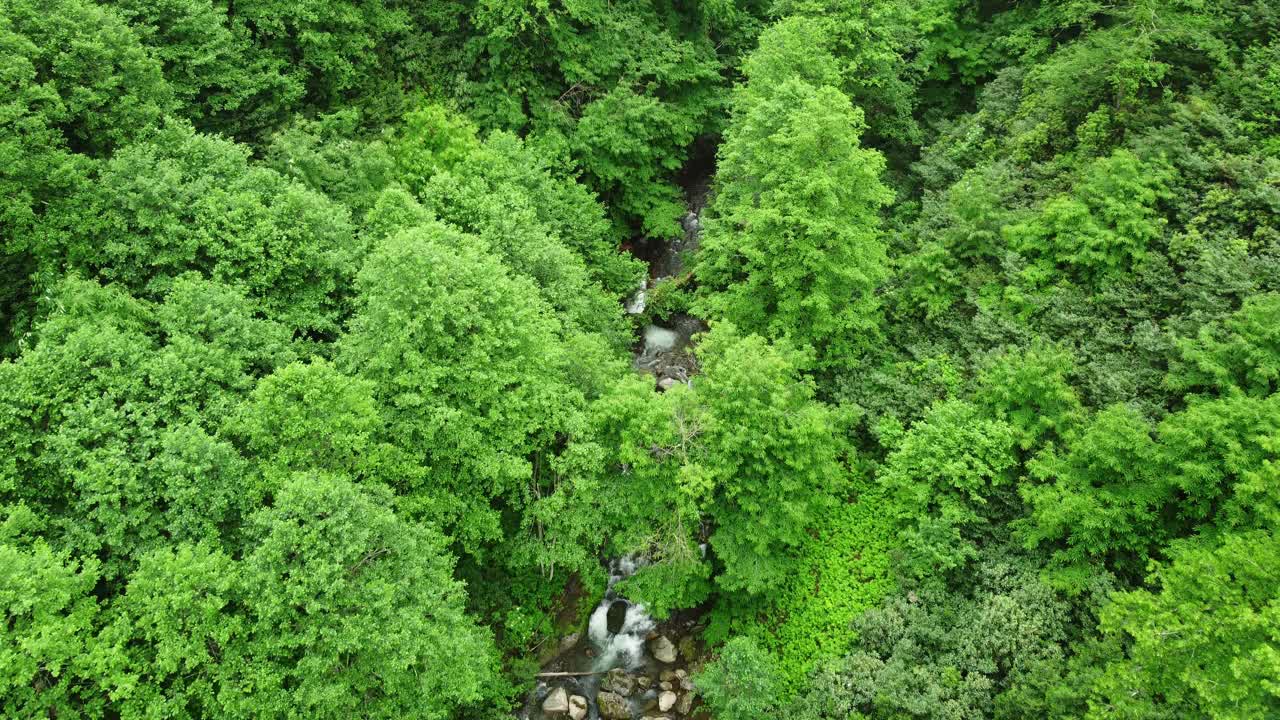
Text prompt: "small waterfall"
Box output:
[[624, 279, 647, 315], [586, 556, 655, 671]]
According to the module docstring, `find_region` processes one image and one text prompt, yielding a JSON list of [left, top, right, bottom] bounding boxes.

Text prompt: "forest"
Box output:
[[1, 0, 1278, 718]]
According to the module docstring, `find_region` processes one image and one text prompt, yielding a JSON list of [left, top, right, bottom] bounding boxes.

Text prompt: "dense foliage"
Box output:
[[2, 0, 1277, 718]]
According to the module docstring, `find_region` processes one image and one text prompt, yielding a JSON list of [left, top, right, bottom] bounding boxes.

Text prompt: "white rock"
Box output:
[[568, 694, 588, 720], [649, 635, 678, 664], [542, 686, 569, 715], [658, 690, 678, 712]]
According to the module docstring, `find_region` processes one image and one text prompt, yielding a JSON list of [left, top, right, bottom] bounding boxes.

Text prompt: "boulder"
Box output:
[[660, 681, 673, 692], [656, 376, 679, 392], [659, 670, 677, 683], [602, 668, 637, 696], [597, 691, 631, 720], [568, 695, 588, 720], [542, 687, 569, 715], [606, 600, 629, 635], [682, 212, 701, 235], [675, 692, 693, 715], [636, 675, 653, 690], [649, 635, 678, 664], [658, 690, 678, 712], [675, 669, 693, 692]]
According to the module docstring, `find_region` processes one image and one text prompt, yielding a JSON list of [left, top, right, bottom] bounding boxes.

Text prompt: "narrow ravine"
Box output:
[[518, 154, 716, 720], [627, 146, 714, 394]]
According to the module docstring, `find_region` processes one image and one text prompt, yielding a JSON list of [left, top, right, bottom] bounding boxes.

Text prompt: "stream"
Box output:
[[627, 153, 713, 391], [518, 153, 714, 720]]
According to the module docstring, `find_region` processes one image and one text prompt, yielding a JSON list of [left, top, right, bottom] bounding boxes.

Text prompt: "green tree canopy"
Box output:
[[338, 221, 581, 552], [105, 475, 498, 720], [44, 123, 358, 338], [695, 29, 892, 367]]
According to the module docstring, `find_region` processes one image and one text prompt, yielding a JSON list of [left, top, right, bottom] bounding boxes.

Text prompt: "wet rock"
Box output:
[[658, 690, 678, 712], [682, 212, 700, 235], [558, 633, 580, 654], [675, 692, 693, 715], [542, 687, 569, 715], [650, 635, 677, 664], [602, 668, 637, 697], [597, 691, 631, 720], [568, 694, 588, 720], [606, 600, 629, 635], [636, 675, 653, 691]]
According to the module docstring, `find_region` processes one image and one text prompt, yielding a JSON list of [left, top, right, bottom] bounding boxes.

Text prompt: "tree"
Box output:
[[457, 0, 734, 237], [976, 342, 1084, 452], [416, 129, 640, 344], [793, 551, 1072, 720], [1020, 405, 1165, 590], [99, 542, 239, 719], [0, 276, 294, 576], [698, 325, 849, 595], [338, 222, 580, 551], [236, 475, 497, 719], [106, 475, 499, 720], [263, 111, 399, 221], [221, 0, 415, 118], [108, 0, 303, 140], [879, 400, 1019, 580], [1003, 150, 1173, 287], [225, 359, 391, 494], [539, 373, 713, 617], [1155, 392, 1280, 532], [697, 636, 782, 720], [1087, 529, 1280, 719], [46, 123, 358, 338], [0, 540, 104, 718], [0, 0, 172, 346], [695, 29, 892, 367], [767, 3, 922, 153], [1167, 293, 1280, 399], [0, 0, 172, 155]]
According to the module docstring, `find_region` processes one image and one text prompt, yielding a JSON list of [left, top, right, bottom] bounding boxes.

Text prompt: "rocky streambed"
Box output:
[[519, 558, 708, 720]]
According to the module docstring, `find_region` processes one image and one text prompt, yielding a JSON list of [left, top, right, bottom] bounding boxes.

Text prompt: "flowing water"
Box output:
[[585, 557, 657, 672], [520, 557, 662, 720]]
